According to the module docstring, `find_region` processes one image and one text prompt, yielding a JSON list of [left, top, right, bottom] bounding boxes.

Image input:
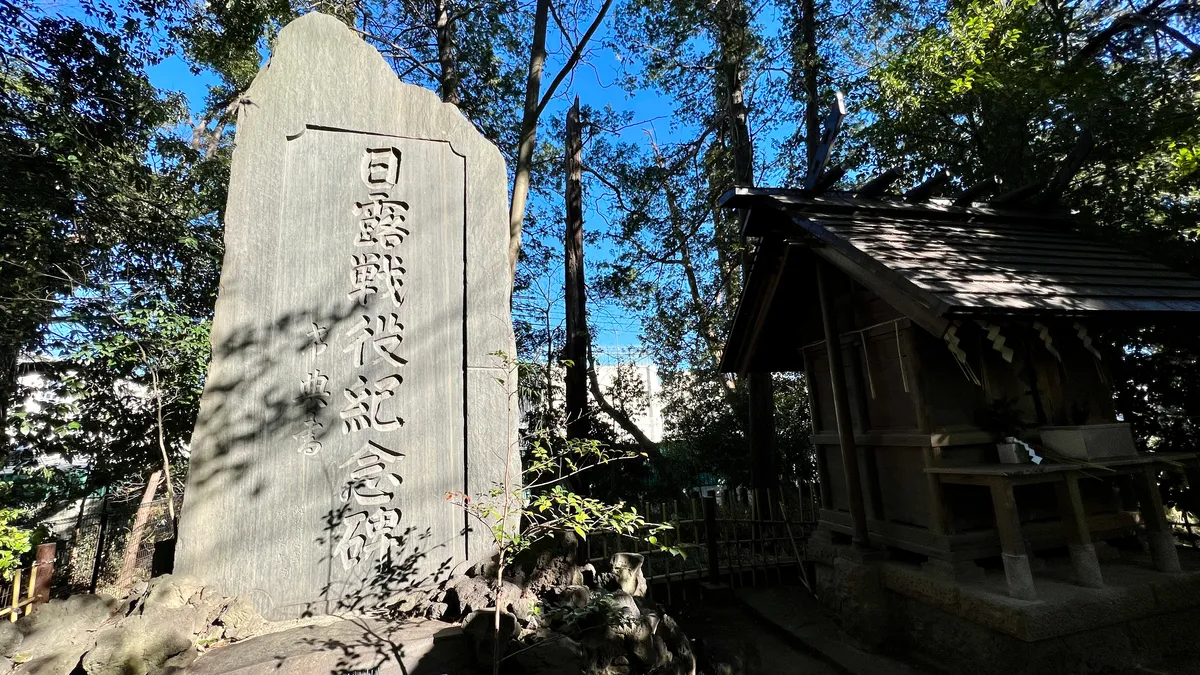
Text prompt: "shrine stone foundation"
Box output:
[[174, 12, 519, 620]]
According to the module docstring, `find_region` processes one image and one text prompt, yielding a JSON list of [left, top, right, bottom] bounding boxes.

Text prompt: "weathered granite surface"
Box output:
[[174, 11, 519, 620]]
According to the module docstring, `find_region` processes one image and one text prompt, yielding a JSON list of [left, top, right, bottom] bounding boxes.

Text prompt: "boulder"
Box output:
[[442, 575, 493, 619], [0, 623, 21, 658], [81, 615, 192, 675], [214, 596, 261, 642], [184, 617, 475, 675], [518, 532, 585, 596], [545, 585, 591, 610], [609, 554, 647, 598], [510, 632, 583, 675], [11, 594, 121, 675], [461, 610, 517, 667]]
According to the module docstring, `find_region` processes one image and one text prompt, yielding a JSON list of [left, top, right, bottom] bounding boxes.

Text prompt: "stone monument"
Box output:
[[174, 12, 519, 620]]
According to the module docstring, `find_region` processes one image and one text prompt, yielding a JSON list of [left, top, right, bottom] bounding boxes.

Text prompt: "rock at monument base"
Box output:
[[0, 576, 267, 675], [462, 610, 517, 668], [173, 9, 519, 620], [510, 632, 583, 675], [608, 553, 647, 598], [9, 594, 122, 675], [184, 617, 473, 675], [0, 623, 22, 658], [82, 616, 193, 675]]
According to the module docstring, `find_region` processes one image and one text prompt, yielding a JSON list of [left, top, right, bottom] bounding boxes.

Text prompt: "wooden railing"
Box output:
[[0, 544, 56, 623], [586, 483, 822, 603]]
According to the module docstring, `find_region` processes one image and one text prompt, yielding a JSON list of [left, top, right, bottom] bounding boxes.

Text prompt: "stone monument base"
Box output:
[[807, 534, 1200, 674]]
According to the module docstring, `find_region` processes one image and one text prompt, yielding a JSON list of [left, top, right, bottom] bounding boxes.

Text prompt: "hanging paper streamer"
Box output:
[[978, 321, 1014, 363], [1074, 321, 1108, 384], [1073, 321, 1103, 360], [943, 324, 981, 386], [1032, 321, 1061, 362], [1004, 436, 1043, 465]]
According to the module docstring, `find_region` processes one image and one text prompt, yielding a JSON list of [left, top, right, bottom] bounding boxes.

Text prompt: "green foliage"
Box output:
[[0, 509, 32, 580], [541, 589, 638, 633], [448, 429, 678, 567], [0, 0, 227, 507]]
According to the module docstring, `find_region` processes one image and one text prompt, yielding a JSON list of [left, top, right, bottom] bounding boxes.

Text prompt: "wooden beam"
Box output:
[[743, 243, 792, 369], [1133, 466, 1182, 573], [1035, 131, 1094, 206], [904, 168, 951, 203], [804, 91, 847, 190], [811, 165, 846, 195], [855, 167, 902, 199], [815, 258, 871, 548], [989, 478, 1038, 600], [953, 177, 1001, 206], [990, 180, 1046, 206], [1056, 473, 1104, 588], [800, 216, 951, 338]]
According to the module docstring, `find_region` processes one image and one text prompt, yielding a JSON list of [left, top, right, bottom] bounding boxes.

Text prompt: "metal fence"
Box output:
[[585, 482, 822, 603], [42, 496, 176, 597]]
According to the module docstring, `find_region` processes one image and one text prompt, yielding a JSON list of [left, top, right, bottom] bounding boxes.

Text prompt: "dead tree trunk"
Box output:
[[116, 470, 162, 591], [564, 98, 590, 441]]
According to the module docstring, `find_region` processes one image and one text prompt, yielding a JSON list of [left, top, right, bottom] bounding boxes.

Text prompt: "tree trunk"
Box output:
[[587, 346, 660, 456], [0, 345, 15, 466], [435, 0, 461, 105], [508, 0, 550, 282], [802, 0, 820, 174], [716, 0, 777, 491], [564, 98, 590, 441], [116, 470, 162, 591]]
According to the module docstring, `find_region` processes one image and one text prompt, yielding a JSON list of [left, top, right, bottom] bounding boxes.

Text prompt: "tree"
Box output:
[[579, 0, 809, 492], [1, 0, 226, 511]]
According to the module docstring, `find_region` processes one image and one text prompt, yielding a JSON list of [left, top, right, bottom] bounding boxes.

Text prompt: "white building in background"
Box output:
[[522, 361, 666, 444], [592, 363, 664, 443]]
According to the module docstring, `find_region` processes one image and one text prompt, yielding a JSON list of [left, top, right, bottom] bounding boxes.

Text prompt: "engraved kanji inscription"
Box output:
[[306, 322, 329, 358], [339, 374, 404, 433], [297, 370, 331, 411], [348, 253, 405, 306], [355, 193, 409, 249], [335, 508, 401, 570], [361, 147, 401, 187], [343, 314, 407, 368], [293, 414, 323, 456], [339, 440, 404, 506]]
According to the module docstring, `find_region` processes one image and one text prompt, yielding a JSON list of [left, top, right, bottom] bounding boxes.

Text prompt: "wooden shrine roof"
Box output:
[[719, 187, 1200, 373]]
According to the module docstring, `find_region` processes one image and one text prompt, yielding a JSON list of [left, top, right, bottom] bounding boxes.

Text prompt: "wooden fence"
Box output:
[[1170, 508, 1200, 548], [0, 544, 56, 623], [585, 483, 821, 603]]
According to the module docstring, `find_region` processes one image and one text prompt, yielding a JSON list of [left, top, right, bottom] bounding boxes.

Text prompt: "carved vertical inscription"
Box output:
[[274, 128, 465, 594], [335, 147, 407, 570]]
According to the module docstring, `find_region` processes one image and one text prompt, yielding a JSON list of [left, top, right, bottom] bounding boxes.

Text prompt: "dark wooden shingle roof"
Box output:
[[719, 187, 1200, 373]]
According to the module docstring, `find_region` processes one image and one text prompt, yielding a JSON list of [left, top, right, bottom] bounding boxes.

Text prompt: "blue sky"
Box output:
[[125, 5, 798, 367]]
